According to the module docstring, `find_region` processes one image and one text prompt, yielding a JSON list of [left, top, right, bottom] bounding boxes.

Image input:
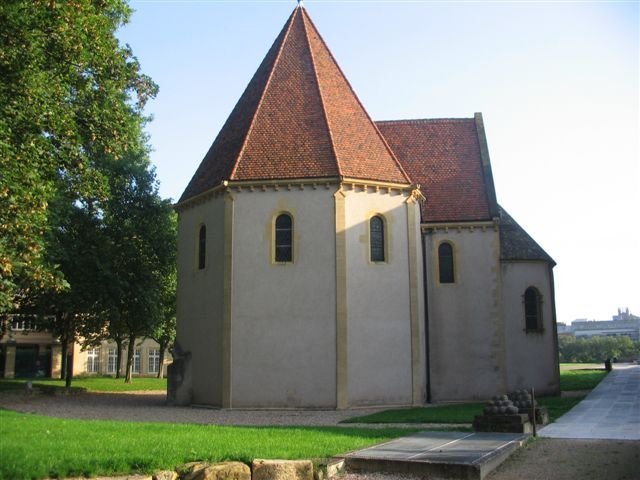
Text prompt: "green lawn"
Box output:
[[339, 395, 582, 425], [341, 367, 606, 425], [0, 409, 420, 480], [0, 376, 166, 392], [559, 368, 608, 391]]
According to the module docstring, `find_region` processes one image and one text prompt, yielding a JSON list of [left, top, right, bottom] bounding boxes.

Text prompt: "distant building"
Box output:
[[567, 308, 640, 341], [0, 315, 171, 379]]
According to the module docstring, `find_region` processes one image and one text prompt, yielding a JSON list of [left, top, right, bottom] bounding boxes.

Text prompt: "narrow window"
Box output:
[[524, 287, 542, 331], [107, 348, 117, 374], [133, 349, 141, 374], [198, 225, 206, 269], [148, 348, 160, 374], [86, 348, 100, 374], [370, 215, 385, 262], [275, 214, 293, 263], [438, 243, 454, 283]]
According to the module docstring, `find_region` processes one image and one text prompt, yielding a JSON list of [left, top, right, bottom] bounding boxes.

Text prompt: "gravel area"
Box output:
[[0, 390, 460, 429]]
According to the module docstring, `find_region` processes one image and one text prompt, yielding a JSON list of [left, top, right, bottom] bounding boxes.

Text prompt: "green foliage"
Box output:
[[0, 0, 157, 311], [0, 409, 421, 479], [558, 335, 640, 363], [0, 376, 166, 392], [559, 369, 608, 391]]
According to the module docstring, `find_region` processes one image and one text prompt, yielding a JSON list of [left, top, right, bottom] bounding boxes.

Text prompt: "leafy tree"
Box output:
[[150, 258, 177, 378], [0, 0, 157, 311], [101, 154, 176, 383], [559, 335, 640, 363]]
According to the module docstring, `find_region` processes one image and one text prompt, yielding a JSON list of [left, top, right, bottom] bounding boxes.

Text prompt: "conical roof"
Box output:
[[179, 6, 411, 203]]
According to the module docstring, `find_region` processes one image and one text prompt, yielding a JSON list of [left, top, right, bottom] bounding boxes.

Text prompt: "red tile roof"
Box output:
[[376, 118, 495, 223], [180, 6, 410, 204]]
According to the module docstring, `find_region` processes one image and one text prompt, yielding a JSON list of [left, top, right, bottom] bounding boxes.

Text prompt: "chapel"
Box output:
[[169, 5, 560, 408]]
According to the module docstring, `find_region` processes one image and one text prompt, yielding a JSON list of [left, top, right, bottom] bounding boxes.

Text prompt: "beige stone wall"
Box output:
[[230, 187, 337, 408], [72, 337, 172, 378], [341, 187, 425, 407], [176, 195, 227, 404], [501, 261, 560, 395], [425, 226, 506, 401]]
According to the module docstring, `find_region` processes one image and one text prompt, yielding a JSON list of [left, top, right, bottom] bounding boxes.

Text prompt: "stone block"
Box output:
[[184, 462, 250, 480], [252, 459, 313, 480], [153, 471, 178, 480]]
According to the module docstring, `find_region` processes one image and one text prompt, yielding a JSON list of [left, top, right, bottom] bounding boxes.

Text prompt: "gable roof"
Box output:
[[179, 6, 410, 204], [499, 207, 555, 265], [376, 116, 499, 223]]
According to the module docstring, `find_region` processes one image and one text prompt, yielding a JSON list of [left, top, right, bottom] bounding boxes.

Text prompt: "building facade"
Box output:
[[170, 5, 560, 408], [0, 316, 170, 379]]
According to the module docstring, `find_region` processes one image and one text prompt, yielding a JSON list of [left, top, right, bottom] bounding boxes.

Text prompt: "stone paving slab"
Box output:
[[540, 364, 640, 440], [343, 431, 526, 480]]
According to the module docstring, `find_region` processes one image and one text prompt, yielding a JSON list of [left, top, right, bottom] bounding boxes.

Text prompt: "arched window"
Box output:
[[438, 242, 454, 283], [275, 214, 293, 263], [370, 215, 385, 262], [524, 287, 542, 332], [198, 225, 206, 270]]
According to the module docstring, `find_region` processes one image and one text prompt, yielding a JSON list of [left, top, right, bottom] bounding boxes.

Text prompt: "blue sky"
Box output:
[[119, 0, 639, 323]]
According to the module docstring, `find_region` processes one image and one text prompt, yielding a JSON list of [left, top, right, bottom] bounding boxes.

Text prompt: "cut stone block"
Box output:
[[252, 459, 313, 480], [184, 462, 250, 480]]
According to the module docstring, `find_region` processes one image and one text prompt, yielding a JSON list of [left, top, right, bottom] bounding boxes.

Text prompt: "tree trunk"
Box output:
[[60, 340, 68, 381], [157, 343, 166, 379], [124, 335, 135, 384], [65, 348, 73, 388], [115, 338, 124, 379]]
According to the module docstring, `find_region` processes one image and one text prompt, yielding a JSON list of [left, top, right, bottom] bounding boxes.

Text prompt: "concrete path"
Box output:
[[540, 363, 640, 440], [342, 431, 526, 480]]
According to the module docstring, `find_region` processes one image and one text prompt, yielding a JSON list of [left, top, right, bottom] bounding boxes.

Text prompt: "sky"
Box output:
[[118, 0, 639, 324]]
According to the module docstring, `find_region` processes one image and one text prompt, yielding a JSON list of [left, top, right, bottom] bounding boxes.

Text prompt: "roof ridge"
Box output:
[[300, 10, 412, 185], [230, 7, 299, 180], [300, 9, 342, 177], [376, 118, 475, 125]]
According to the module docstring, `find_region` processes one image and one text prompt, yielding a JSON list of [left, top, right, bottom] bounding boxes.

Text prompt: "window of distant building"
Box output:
[[107, 348, 117, 375], [133, 348, 141, 374], [274, 213, 293, 263], [148, 348, 160, 375], [524, 287, 543, 332], [438, 242, 455, 283], [86, 347, 100, 374], [198, 224, 206, 270], [370, 215, 386, 263]]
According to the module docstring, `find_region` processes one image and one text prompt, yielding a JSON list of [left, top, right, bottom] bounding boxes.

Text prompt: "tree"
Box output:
[[150, 254, 176, 378], [101, 154, 176, 383], [0, 0, 157, 311]]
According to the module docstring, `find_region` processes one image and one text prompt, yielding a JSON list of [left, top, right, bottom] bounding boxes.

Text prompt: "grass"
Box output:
[[0, 376, 167, 392], [339, 396, 584, 425], [340, 403, 484, 424], [341, 368, 606, 425], [0, 409, 421, 480], [559, 368, 608, 391]]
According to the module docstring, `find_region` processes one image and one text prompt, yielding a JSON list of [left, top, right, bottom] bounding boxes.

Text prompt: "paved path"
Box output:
[[343, 431, 526, 480], [540, 364, 640, 440]]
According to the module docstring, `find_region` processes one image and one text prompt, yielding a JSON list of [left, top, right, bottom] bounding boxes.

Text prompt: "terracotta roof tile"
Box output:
[[179, 7, 410, 204], [376, 118, 493, 222]]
